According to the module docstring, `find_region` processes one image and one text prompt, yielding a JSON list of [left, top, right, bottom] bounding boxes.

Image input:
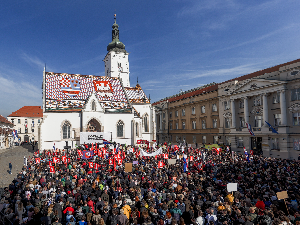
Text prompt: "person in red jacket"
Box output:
[[63, 203, 75, 215], [87, 197, 95, 213], [255, 197, 265, 215]]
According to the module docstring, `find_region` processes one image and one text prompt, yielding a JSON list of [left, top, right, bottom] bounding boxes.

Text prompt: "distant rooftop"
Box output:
[[0, 115, 13, 126], [8, 106, 43, 118]]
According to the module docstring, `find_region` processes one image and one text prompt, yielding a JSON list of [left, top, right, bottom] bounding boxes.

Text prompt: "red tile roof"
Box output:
[[0, 115, 13, 126], [8, 106, 43, 118]]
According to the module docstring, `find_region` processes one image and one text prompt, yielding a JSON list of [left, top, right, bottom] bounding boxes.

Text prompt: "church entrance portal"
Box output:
[[86, 119, 101, 132]]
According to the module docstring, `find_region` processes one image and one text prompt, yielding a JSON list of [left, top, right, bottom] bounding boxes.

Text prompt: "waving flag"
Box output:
[[88, 162, 94, 169], [244, 147, 250, 162], [82, 150, 94, 159], [246, 122, 255, 136], [183, 156, 188, 172], [49, 166, 55, 173], [158, 161, 165, 168], [53, 143, 56, 150], [35, 158, 40, 164], [77, 150, 83, 157], [265, 121, 278, 134]]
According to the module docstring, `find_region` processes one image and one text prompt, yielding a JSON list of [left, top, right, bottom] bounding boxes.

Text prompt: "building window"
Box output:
[[239, 117, 245, 128], [182, 122, 185, 129], [32, 129, 34, 133], [62, 121, 71, 139], [18, 128, 21, 133], [117, 120, 124, 137], [162, 123, 165, 130], [192, 121, 196, 129], [163, 113, 165, 119], [18, 119, 20, 124], [238, 137, 243, 147], [175, 123, 178, 130], [255, 116, 262, 127], [175, 111, 178, 117], [201, 106, 205, 113], [202, 120, 206, 129], [192, 107, 196, 115], [25, 119, 27, 124], [274, 114, 281, 126], [293, 138, 300, 150], [291, 88, 300, 101], [213, 136, 218, 144], [224, 101, 230, 110], [239, 100, 244, 109], [182, 109, 185, 116], [136, 123, 139, 136], [225, 118, 231, 128], [271, 138, 279, 150], [170, 123, 172, 130], [38, 119, 40, 123], [213, 119, 217, 128], [25, 128, 28, 133], [169, 112, 172, 118], [212, 104, 217, 112], [92, 100, 96, 111], [144, 114, 149, 132], [192, 136, 196, 143], [273, 92, 280, 104], [202, 136, 206, 144], [293, 113, 300, 125], [253, 96, 262, 106]]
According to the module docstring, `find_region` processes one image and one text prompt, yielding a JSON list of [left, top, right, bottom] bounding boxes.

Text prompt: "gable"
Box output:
[[82, 92, 104, 112], [222, 79, 286, 96]]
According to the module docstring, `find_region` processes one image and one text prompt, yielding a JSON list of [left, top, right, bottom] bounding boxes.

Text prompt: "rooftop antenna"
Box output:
[[137, 76, 139, 84], [44, 63, 46, 72]]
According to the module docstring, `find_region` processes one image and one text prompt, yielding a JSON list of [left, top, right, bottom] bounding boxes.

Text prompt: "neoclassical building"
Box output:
[[153, 83, 219, 147], [39, 17, 155, 150], [218, 59, 300, 159], [0, 115, 14, 149]]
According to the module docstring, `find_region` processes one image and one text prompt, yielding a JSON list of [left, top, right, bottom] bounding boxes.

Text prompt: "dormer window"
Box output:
[[91, 100, 96, 111]]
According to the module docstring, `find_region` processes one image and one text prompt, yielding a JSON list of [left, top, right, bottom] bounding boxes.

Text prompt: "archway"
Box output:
[[86, 118, 101, 132]]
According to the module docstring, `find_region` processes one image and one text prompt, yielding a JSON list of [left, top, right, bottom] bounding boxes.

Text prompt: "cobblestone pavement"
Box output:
[[0, 146, 34, 188]]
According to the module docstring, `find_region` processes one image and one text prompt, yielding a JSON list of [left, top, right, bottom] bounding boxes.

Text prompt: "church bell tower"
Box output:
[[104, 15, 130, 87]]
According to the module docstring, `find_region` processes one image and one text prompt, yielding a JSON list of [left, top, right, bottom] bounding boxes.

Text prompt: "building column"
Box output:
[[280, 90, 287, 126], [231, 99, 236, 128], [244, 97, 249, 124], [263, 94, 269, 127], [159, 112, 162, 130]]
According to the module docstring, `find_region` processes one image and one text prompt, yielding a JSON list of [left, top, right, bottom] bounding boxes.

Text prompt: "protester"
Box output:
[[1, 143, 300, 225]]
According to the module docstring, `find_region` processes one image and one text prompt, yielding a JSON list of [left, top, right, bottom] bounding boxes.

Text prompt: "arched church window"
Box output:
[[136, 122, 139, 136], [144, 114, 149, 132], [117, 120, 124, 137], [62, 121, 71, 139], [92, 100, 96, 111]]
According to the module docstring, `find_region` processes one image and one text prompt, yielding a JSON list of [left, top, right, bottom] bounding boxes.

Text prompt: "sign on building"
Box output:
[[80, 132, 111, 144]]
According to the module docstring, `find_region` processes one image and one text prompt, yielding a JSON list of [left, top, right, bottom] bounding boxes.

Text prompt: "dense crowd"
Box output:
[[1, 144, 300, 225]]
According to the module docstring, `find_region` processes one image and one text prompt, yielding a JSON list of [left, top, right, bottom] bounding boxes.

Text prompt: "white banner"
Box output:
[[140, 148, 162, 157], [80, 132, 111, 144]]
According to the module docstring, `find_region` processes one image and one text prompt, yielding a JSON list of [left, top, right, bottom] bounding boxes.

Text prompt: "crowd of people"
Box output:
[[0, 143, 300, 225]]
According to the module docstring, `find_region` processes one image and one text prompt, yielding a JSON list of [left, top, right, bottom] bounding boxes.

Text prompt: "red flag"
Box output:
[[62, 156, 67, 164], [49, 161, 52, 166], [68, 158, 71, 163], [163, 154, 168, 159], [50, 166, 55, 173], [77, 150, 83, 157], [113, 158, 116, 170], [53, 157, 60, 164], [35, 158, 40, 164], [89, 162, 93, 169], [117, 159, 122, 165], [94, 163, 99, 170], [189, 156, 193, 161], [109, 159, 113, 165], [113, 148, 116, 154], [158, 161, 165, 169]]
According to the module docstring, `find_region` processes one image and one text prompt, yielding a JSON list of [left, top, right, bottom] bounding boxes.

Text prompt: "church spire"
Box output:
[[107, 14, 126, 52]]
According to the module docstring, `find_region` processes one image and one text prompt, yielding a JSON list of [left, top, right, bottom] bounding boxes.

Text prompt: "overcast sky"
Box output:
[[1, 0, 300, 117]]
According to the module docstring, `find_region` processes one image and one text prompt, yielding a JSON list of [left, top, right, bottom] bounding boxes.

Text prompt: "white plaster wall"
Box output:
[[40, 112, 80, 150]]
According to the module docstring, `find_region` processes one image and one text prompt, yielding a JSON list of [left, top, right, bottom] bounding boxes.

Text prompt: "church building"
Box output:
[[39, 16, 155, 150]]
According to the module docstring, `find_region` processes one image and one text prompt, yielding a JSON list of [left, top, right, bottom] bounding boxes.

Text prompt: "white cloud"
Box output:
[[21, 52, 52, 71]]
